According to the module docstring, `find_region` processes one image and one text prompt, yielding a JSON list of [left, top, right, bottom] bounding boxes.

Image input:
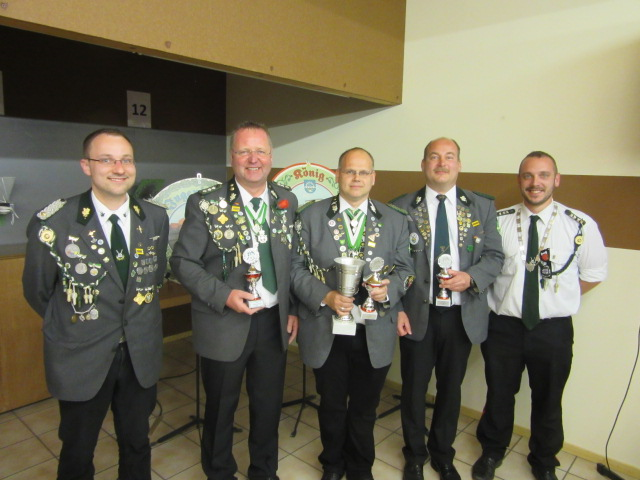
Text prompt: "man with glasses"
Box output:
[[291, 147, 414, 480], [390, 138, 503, 480], [171, 121, 298, 480], [23, 128, 169, 480]]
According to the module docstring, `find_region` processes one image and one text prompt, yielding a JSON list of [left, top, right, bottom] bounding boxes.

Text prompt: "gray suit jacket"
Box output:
[[391, 187, 504, 344], [291, 196, 415, 369], [170, 179, 298, 361], [23, 190, 169, 401]]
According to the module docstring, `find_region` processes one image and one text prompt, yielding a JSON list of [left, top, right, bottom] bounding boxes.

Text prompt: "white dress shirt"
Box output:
[[92, 191, 131, 250], [488, 201, 607, 319], [237, 183, 278, 308]]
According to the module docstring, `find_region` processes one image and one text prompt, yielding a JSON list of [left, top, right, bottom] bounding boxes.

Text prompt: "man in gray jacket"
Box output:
[[291, 147, 414, 480], [391, 138, 503, 480], [23, 128, 169, 480], [170, 121, 298, 480]]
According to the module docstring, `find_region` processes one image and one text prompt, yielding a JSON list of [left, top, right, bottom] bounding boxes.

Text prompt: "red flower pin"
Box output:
[[277, 199, 289, 210]]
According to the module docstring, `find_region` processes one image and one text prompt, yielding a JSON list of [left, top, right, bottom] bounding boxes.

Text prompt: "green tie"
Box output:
[[109, 214, 129, 288], [433, 194, 450, 303], [522, 215, 540, 329], [250, 198, 277, 294]]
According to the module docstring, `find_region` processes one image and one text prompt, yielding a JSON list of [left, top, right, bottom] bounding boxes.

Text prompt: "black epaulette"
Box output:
[[272, 180, 292, 191], [199, 183, 222, 196], [564, 209, 586, 226], [473, 191, 495, 201], [296, 199, 318, 214], [386, 203, 408, 215], [497, 208, 516, 217]]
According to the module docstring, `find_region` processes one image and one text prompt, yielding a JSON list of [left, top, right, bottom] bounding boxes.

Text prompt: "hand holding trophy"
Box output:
[[243, 248, 265, 308], [435, 253, 453, 307], [332, 256, 366, 335], [360, 256, 385, 320]]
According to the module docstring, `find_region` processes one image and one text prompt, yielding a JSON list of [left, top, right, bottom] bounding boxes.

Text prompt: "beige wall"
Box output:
[[229, 0, 640, 472]]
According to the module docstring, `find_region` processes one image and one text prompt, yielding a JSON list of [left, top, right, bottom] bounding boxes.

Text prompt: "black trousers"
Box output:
[[200, 306, 286, 480], [400, 306, 471, 466], [313, 326, 390, 478], [476, 312, 573, 469], [57, 342, 157, 480]]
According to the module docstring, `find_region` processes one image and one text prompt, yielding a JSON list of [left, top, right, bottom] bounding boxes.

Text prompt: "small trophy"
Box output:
[[243, 248, 265, 308], [360, 257, 385, 320], [333, 256, 366, 335], [435, 253, 453, 307]]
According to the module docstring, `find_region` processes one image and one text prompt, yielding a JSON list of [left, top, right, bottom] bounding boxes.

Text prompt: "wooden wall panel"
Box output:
[[267, 167, 639, 251], [0, 0, 405, 105], [0, 26, 226, 134], [0, 256, 49, 412], [371, 171, 640, 251]]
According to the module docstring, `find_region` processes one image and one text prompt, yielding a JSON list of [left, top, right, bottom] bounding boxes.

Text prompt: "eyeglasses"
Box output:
[[341, 169, 374, 177], [87, 157, 135, 166], [232, 149, 271, 158]]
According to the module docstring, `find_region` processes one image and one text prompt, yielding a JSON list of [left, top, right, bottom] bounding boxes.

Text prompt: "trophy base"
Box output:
[[359, 308, 378, 320], [332, 316, 357, 336], [435, 296, 452, 307], [247, 298, 265, 309]]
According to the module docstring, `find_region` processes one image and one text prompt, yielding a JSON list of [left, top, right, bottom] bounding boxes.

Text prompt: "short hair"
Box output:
[[337, 147, 375, 170], [229, 121, 272, 151], [82, 128, 133, 158], [519, 151, 558, 174], [423, 137, 461, 159]]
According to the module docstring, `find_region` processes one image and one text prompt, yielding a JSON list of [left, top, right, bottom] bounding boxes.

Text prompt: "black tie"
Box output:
[[433, 194, 450, 303], [250, 198, 277, 294], [109, 214, 129, 288], [522, 215, 540, 329]]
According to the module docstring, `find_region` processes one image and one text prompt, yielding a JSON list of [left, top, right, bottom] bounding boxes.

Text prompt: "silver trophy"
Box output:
[[243, 248, 265, 308], [360, 257, 385, 320], [333, 256, 366, 335], [435, 253, 453, 307]]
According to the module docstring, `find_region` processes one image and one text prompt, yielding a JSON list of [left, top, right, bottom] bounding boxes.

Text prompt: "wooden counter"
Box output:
[[0, 255, 191, 413]]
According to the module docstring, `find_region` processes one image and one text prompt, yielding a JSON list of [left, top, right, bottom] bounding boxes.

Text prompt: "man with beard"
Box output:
[[391, 138, 504, 480], [471, 151, 607, 480]]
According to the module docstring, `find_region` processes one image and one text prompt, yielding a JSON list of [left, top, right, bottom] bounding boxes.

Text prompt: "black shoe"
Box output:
[[321, 472, 344, 480], [532, 467, 558, 480], [403, 462, 424, 480], [431, 461, 461, 480], [471, 455, 502, 480], [346, 475, 374, 480]]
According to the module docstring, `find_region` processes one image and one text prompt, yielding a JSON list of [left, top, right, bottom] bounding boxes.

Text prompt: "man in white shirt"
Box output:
[[472, 151, 607, 480]]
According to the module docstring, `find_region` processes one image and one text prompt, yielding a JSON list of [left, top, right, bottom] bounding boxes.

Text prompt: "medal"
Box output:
[[224, 229, 235, 239], [75, 262, 88, 275], [65, 243, 80, 258]]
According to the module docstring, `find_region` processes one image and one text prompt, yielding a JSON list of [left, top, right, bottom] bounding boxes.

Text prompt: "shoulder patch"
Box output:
[[497, 208, 516, 217], [272, 180, 292, 191], [473, 191, 495, 201], [296, 199, 318, 214], [37, 198, 67, 220], [564, 209, 586, 225], [199, 183, 222, 196], [142, 198, 168, 209], [386, 203, 408, 215]]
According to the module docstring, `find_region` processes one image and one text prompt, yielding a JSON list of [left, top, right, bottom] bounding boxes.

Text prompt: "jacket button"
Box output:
[[119, 299, 125, 304]]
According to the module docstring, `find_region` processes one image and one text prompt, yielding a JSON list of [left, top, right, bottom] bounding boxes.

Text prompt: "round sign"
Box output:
[[272, 162, 338, 204], [153, 176, 221, 281]]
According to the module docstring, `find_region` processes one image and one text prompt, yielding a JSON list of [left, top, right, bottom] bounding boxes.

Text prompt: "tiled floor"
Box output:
[[1, 337, 636, 480]]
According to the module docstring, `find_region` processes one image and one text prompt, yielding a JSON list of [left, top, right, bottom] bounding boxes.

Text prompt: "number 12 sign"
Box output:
[[127, 90, 152, 128]]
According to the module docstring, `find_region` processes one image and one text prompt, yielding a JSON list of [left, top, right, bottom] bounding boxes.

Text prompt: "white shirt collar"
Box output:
[[339, 196, 368, 214]]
